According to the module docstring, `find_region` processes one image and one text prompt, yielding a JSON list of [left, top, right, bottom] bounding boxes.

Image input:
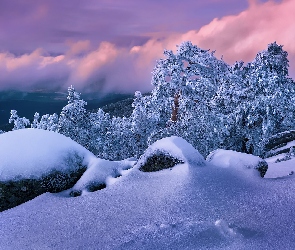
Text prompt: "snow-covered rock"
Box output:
[[0, 129, 94, 211], [69, 158, 135, 196], [263, 130, 295, 157], [0, 129, 136, 211], [206, 149, 268, 177], [2, 147, 295, 249], [135, 136, 205, 171]]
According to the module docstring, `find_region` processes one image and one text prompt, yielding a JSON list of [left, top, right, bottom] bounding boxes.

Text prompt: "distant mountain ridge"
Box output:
[[97, 97, 134, 118]]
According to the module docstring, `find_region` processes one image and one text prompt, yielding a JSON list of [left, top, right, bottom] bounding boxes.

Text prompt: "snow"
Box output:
[[136, 136, 206, 167], [0, 129, 135, 193], [206, 149, 266, 178], [1, 133, 295, 249], [264, 154, 295, 178], [71, 158, 135, 194], [0, 129, 93, 181]]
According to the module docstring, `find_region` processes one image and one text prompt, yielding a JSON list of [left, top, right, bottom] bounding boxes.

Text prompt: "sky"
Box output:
[[0, 0, 294, 95]]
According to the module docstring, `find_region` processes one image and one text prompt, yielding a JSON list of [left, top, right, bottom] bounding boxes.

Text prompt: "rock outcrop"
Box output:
[[0, 166, 87, 212], [263, 130, 295, 158]]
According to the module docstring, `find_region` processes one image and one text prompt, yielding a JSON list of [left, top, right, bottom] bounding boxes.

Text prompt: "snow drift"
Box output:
[[207, 149, 268, 177], [1, 132, 295, 249]]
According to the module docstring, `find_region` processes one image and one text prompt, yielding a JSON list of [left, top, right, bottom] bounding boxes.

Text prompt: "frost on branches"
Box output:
[[6, 42, 295, 160]]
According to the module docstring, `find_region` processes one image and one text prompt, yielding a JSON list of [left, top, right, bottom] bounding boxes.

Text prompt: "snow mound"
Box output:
[[3, 154, 295, 249], [136, 136, 205, 171], [0, 129, 136, 210], [0, 129, 94, 181], [207, 149, 268, 177], [70, 158, 136, 195]]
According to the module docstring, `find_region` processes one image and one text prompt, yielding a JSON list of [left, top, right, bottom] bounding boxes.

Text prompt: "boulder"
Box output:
[[207, 149, 268, 178], [136, 136, 205, 172], [138, 150, 184, 172], [0, 129, 94, 212], [0, 166, 86, 212]]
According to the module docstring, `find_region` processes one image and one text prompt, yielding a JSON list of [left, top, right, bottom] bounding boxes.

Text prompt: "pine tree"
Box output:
[[9, 110, 30, 130], [88, 108, 111, 156], [58, 86, 91, 148], [130, 91, 156, 158]]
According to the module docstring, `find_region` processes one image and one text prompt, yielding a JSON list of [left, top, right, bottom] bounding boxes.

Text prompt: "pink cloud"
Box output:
[[66, 40, 91, 56], [181, 0, 295, 76], [131, 0, 295, 78], [0, 0, 294, 94]]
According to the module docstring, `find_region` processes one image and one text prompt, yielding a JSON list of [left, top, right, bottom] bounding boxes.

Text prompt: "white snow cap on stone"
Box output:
[[0, 129, 94, 181], [136, 136, 205, 168], [206, 149, 267, 177]]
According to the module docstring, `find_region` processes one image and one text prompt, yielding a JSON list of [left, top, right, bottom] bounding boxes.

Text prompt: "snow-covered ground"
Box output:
[[1, 130, 295, 249]]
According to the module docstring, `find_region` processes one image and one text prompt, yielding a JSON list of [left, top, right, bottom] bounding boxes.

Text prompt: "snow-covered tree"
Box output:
[[88, 108, 111, 156], [58, 86, 91, 148], [31, 112, 40, 129], [146, 41, 229, 155], [101, 116, 134, 160], [130, 91, 157, 158], [9, 110, 30, 130], [31, 112, 59, 131], [213, 42, 295, 155]]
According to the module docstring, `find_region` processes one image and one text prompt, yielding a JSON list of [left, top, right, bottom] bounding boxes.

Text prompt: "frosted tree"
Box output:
[[213, 42, 295, 155], [102, 116, 134, 160], [31, 112, 59, 131], [148, 41, 228, 155], [88, 108, 111, 156], [241, 42, 295, 154], [9, 110, 30, 130], [58, 86, 91, 148], [46, 113, 59, 132], [130, 91, 157, 158], [31, 112, 40, 129]]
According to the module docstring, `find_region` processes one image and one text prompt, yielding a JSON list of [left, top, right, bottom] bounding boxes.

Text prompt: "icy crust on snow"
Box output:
[[0, 129, 94, 181], [136, 136, 206, 168], [207, 149, 267, 177]]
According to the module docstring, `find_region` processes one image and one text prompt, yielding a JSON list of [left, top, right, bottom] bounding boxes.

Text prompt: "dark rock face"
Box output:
[[0, 166, 87, 212], [138, 151, 184, 172], [256, 161, 268, 178], [263, 130, 295, 157]]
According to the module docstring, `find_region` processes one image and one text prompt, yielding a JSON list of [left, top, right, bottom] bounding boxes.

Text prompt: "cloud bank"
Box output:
[[0, 0, 294, 94]]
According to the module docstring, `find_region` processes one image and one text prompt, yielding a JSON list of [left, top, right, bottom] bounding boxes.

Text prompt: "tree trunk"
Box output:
[[171, 92, 180, 122]]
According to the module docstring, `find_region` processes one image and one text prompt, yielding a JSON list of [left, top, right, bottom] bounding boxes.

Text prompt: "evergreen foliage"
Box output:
[[7, 41, 295, 160], [9, 110, 30, 130]]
